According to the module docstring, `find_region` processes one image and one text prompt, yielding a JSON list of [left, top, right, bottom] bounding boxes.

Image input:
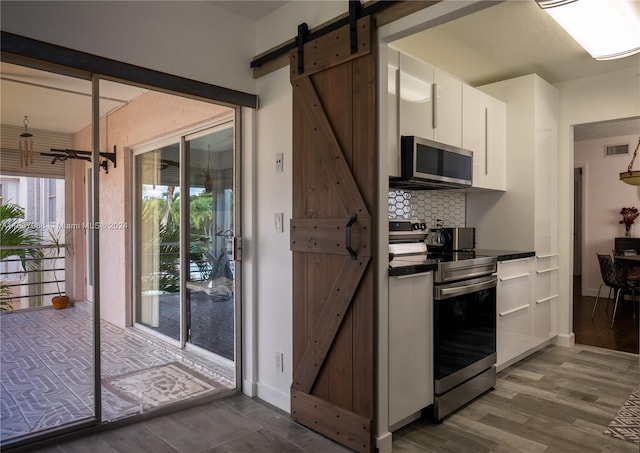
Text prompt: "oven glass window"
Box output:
[[434, 287, 496, 380]]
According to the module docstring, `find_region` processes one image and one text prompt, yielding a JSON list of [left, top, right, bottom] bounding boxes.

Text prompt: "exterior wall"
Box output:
[[73, 91, 231, 326], [574, 133, 640, 297]]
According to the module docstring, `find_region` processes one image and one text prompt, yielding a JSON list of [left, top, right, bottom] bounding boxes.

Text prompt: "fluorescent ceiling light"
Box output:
[[537, 0, 640, 60]]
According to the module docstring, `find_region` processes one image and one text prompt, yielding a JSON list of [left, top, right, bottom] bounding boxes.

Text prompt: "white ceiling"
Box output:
[[392, 0, 640, 87], [211, 0, 286, 20], [1, 0, 638, 139], [0, 62, 148, 133]]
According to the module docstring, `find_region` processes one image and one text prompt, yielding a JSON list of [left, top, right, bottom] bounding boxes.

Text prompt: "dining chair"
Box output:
[[594, 253, 638, 328]]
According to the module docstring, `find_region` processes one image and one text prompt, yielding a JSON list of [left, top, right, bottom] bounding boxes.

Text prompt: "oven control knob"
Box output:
[[412, 223, 420, 230], [420, 223, 426, 230]]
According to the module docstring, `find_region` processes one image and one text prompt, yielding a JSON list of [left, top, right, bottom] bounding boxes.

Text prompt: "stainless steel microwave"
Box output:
[[394, 136, 473, 189]]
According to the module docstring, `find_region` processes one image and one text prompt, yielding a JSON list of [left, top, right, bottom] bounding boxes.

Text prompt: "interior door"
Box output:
[[290, 16, 377, 453]]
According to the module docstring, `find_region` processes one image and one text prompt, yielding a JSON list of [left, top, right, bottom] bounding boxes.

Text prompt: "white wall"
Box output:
[[0, 0, 349, 414], [556, 67, 640, 346], [0, 1, 257, 95], [575, 134, 640, 296], [252, 0, 348, 412]]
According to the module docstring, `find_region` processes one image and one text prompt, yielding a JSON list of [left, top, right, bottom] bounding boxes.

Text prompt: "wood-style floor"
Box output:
[[573, 276, 639, 354], [23, 344, 640, 453]]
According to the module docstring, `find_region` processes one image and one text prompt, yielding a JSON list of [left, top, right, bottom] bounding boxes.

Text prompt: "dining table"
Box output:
[[615, 255, 640, 282]]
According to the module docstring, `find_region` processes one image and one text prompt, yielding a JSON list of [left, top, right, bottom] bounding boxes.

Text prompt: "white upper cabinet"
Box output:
[[387, 47, 401, 178], [433, 68, 462, 147], [399, 53, 462, 148], [399, 52, 434, 139], [462, 84, 506, 190]]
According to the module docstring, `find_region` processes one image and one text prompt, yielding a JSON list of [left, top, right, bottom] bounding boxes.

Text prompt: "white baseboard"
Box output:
[[242, 379, 257, 398], [256, 382, 290, 413], [554, 332, 575, 348], [376, 431, 393, 453]]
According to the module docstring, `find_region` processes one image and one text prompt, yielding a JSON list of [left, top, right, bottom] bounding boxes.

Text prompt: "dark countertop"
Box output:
[[475, 250, 536, 262], [388, 249, 535, 277], [388, 258, 439, 277]]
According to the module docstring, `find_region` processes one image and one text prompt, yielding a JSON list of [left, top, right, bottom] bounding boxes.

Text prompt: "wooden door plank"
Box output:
[[291, 76, 371, 218], [290, 217, 371, 257], [350, 41, 377, 417], [292, 255, 370, 393], [291, 389, 372, 453]]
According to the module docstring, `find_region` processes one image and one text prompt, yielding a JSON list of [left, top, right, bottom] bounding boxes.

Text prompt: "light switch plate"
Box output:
[[275, 212, 283, 233], [275, 153, 284, 173]]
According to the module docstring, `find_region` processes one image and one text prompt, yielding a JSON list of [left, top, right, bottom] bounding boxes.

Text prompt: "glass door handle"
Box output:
[[232, 237, 242, 261]]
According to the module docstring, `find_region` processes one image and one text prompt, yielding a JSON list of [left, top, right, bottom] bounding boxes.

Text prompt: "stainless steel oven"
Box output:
[[433, 257, 497, 421], [388, 220, 497, 422]]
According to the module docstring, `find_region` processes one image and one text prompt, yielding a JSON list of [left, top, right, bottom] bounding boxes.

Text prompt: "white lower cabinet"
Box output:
[[388, 271, 433, 428], [496, 258, 534, 368], [534, 254, 559, 340]]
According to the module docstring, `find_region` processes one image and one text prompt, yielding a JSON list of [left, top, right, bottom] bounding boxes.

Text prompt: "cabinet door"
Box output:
[[399, 53, 434, 139], [463, 85, 506, 191], [433, 68, 462, 147], [388, 48, 400, 177], [462, 84, 487, 188], [389, 272, 433, 427], [485, 95, 506, 190], [533, 255, 559, 340], [497, 259, 533, 367]]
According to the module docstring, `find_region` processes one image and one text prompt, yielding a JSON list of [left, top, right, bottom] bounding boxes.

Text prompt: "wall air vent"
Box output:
[[605, 143, 629, 156]]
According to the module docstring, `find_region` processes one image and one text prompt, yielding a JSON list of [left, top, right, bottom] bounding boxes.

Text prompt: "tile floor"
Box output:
[[0, 301, 234, 443]]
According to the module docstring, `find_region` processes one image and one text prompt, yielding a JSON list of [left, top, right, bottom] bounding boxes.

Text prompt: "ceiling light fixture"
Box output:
[[620, 137, 640, 186], [536, 0, 640, 60], [18, 115, 34, 168]]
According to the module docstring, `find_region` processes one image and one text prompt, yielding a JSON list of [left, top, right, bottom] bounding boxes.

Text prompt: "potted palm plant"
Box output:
[[0, 202, 44, 311], [45, 226, 72, 309]]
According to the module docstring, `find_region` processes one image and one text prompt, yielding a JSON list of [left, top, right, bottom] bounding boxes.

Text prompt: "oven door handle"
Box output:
[[435, 275, 497, 299]]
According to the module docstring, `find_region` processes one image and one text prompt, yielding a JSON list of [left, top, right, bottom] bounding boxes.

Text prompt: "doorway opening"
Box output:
[[572, 119, 640, 354]]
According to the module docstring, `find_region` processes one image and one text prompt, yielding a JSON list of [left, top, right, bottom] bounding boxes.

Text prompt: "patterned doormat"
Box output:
[[103, 362, 218, 410], [603, 386, 640, 445]]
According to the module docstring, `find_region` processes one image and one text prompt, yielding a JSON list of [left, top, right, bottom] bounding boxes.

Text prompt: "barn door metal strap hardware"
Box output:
[[250, 0, 398, 71], [41, 146, 117, 173]]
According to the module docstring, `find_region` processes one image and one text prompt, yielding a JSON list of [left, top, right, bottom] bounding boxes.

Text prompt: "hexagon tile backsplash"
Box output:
[[388, 189, 466, 227]]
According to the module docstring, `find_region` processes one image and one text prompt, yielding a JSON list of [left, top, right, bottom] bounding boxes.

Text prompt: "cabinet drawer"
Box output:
[[498, 257, 533, 277]]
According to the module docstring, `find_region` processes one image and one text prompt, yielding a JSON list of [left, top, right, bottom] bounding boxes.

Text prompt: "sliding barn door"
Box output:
[[290, 16, 376, 453]]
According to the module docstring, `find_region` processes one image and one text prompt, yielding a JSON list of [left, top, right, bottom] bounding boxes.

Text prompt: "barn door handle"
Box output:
[[345, 213, 357, 260]]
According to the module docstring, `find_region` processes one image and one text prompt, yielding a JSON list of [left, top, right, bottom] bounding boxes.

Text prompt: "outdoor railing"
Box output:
[[0, 245, 66, 310]]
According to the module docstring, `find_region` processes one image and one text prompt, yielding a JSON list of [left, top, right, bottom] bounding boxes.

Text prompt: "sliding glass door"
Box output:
[[134, 122, 237, 362], [185, 126, 235, 361], [134, 141, 182, 343]]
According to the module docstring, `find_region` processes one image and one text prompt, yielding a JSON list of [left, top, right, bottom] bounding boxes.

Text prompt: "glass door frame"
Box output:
[[182, 120, 240, 368], [1, 35, 249, 450]]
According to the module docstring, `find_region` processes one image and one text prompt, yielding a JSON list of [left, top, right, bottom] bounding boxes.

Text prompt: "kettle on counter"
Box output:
[[426, 218, 448, 248]]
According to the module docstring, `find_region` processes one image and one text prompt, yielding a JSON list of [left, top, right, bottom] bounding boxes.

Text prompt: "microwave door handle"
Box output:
[[396, 67, 400, 164], [484, 107, 488, 175]]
